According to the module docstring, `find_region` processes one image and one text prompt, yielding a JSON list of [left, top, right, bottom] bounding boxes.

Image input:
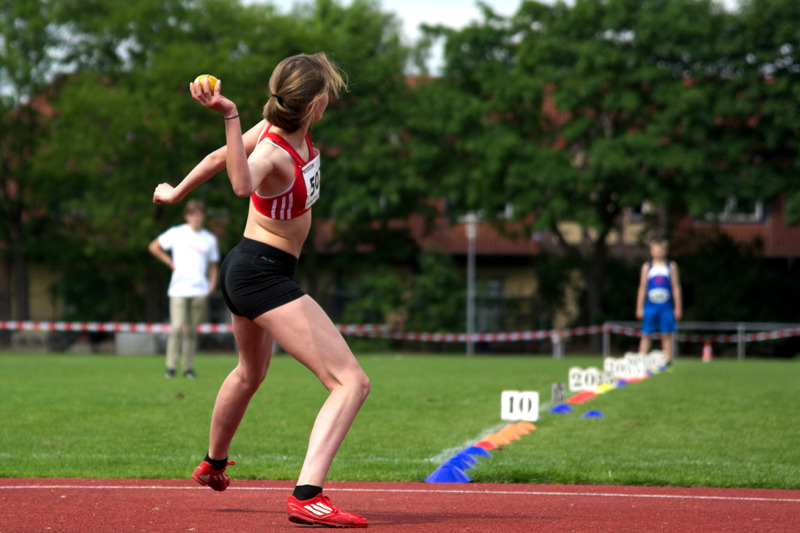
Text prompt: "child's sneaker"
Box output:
[[191, 460, 235, 492], [287, 493, 368, 528]]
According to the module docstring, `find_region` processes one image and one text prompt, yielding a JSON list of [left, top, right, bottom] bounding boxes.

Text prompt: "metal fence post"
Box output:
[[464, 213, 477, 357], [552, 331, 563, 359], [673, 331, 679, 359], [737, 323, 746, 360]]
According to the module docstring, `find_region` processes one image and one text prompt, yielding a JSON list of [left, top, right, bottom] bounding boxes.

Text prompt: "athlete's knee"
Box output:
[[231, 365, 268, 394], [354, 371, 370, 402], [339, 369, 370, 402]]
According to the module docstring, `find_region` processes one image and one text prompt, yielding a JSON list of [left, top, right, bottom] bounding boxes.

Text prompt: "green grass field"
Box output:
[[0, 352, 797, 489]]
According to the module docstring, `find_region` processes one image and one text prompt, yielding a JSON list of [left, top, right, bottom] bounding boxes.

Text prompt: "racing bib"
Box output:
[[648, 288, 670, 304], [302, 152, 321, 209]]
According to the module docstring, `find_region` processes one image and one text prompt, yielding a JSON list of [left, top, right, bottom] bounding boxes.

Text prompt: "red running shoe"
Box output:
[[287, 493, 368, 528], [191, 460, 236, 492]]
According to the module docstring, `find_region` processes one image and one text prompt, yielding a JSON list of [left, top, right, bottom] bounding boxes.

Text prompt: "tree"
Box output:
[[720, 0, 800, 225], [674, 229, 800, 324], [34, 0, 309, 320], [296, 0, 432, 292], [413, 0, 800, 328], [0, 0, 68, 320], [243, 0, 431, 311], [1, 0, 417, 322], [406, 249, 465, 332]]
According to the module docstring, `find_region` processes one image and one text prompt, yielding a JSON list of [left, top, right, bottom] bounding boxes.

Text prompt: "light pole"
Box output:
[[463, 212, 478, 356]]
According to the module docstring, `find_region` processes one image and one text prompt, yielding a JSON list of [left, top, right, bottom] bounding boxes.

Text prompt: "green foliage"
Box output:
[[340, 249, 465, 333], [1, 0, 414, 321], [673, 229, 800, 324], [784, 191, 800, 225], [406, 249, 465, 332], [414, 0, 800, 326], [1, 353, 798, 489], [0, 0, 69, 317], [340, 264, 408, 324], [51, 259, 147, 322], [304, 1, 436, 263], [595, 255, 641, 324], [2, 0, 799, 329]]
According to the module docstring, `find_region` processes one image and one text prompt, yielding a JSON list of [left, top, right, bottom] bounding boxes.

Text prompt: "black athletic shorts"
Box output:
[[219, 237, 305, 320]]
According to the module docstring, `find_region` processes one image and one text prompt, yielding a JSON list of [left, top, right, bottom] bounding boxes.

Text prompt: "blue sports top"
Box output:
[[645, 262, 673, 306]]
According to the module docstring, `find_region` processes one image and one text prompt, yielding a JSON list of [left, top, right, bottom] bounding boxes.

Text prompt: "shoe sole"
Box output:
[[288, 513, 367, 528], [191, 473, 228, 492]]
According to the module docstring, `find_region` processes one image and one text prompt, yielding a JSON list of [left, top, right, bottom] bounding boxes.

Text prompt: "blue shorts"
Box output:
[[219, 237, 305, 320], [642, 304, 676, 335]]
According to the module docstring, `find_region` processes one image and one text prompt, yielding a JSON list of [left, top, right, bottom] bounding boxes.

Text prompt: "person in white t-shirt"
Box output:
[[149, 199, 219, 378]]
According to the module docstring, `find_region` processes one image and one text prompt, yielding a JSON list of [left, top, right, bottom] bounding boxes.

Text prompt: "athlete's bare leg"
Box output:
[[638, 334, 651, 355], [660, 333, 673, 364], [207, 313, 273, 460], [254, 295, 370, 487]]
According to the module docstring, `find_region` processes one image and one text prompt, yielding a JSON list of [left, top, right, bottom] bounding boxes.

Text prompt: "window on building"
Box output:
[[476, 277, 505, 333], [627, 201, 653, 222], [703, 196, 765, 223]]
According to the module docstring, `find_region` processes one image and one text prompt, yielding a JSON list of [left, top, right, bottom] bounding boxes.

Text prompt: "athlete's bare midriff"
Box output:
[[243, 201, 311, 259]]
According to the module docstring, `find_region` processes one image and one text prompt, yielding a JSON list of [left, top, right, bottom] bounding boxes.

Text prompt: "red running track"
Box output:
[[1, 478, 798, 532]]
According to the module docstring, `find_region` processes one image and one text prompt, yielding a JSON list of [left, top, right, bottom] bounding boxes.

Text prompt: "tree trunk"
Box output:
[[10, 218, 29, 320], [584, 228, 611, 353], [0, 256, 11, 344]]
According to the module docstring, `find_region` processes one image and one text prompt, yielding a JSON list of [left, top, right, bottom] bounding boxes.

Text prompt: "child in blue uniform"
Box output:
[[636, 240, 682, 365]]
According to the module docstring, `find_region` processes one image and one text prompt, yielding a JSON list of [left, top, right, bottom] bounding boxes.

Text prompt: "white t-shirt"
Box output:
[[158, 224, 220, 297]]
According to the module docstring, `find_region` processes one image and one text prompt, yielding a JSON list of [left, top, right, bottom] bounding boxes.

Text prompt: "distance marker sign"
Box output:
[[501, 390, 539, 422]]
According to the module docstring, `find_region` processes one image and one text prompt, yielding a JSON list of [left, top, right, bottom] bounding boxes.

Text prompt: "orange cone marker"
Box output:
[[702, 342, 713, 362]]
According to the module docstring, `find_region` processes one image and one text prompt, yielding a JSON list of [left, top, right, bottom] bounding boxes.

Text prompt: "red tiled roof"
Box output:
[[312, 196, 798, 259], [687, 194, 800, 258], [313, 200, 541, 256], [410, 213, 541, 256]]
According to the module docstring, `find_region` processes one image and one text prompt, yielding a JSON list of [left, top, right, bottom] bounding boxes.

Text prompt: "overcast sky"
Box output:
[[265, 0, 740, 41], [259, 0, 740, 71], [263, 1, 519, 40]]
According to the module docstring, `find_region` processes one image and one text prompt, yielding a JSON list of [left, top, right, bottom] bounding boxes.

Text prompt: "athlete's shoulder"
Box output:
[[251, 136, 289, 166]]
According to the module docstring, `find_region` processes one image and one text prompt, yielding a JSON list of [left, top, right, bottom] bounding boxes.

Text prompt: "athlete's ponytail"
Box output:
[[263, 52, 347, 133]]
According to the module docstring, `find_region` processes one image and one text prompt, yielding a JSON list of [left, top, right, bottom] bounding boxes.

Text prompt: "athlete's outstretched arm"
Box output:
[[152, 119, 265, 205]]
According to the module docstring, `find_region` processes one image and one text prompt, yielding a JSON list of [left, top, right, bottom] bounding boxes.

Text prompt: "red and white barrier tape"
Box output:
[[0, 321, 602, 342], [0, 321, 386, 335], [1, 321, 798, 344], [605, 324, 800, 343], [344, 325, 606, 342]]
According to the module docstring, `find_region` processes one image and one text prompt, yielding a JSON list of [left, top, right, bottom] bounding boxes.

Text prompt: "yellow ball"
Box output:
[[194, 74, 218, 92]]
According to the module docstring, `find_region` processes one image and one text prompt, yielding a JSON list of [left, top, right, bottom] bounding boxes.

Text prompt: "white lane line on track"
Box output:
[[1, 484, 798, 503]]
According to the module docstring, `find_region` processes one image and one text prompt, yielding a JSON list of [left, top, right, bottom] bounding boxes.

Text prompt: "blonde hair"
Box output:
[[262, 52, 347, 133]]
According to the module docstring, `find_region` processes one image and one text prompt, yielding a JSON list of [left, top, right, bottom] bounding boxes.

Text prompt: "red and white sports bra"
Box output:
[[250, 124, 321, 220]]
